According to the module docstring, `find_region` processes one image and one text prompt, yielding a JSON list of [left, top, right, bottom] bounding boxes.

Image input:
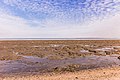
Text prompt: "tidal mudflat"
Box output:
[[0, 40, 120, 80]]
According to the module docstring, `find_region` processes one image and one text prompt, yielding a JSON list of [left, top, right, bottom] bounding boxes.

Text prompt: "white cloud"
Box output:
[[0, 13, 39, 38], [0, 9, 120, 38], [73, 13, 120, 38]]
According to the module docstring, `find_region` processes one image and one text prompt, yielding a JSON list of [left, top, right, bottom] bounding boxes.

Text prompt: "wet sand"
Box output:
[[0, 40, 120, 79]]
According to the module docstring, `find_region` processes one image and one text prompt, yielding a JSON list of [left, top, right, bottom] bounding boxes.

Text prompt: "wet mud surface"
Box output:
[[0, 40, 120, 75]]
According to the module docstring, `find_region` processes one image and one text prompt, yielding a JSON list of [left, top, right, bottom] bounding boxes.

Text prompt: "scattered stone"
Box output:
[[118, 56, 120, 60], [35, 62, 39, 64], [95, 52, 106, 56], [88, 49, 97, 53], [103, 72, 106, 74], [105, 51, 112, 55], [75, 77, 78, 79]]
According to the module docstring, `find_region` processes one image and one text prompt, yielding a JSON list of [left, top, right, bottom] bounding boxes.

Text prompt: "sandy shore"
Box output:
[[0, 66, 120, 80], [0, 40, 120, 80]]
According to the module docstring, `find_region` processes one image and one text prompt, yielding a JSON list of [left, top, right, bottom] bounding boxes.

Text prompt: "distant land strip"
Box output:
[[0, 38, 119, 40]]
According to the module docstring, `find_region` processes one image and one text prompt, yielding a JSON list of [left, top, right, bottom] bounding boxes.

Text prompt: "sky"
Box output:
[[0, 0, 120, 38]]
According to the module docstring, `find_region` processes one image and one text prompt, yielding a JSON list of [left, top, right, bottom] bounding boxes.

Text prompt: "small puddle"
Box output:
[[80, 50, 89, 53], [113, 46, 120, 48], [22, 56, 49, 63], [95, 47, 114, 51], [95, 46, 120, 52], [49, 44, 61, 47], [32, 46, 41, 48]]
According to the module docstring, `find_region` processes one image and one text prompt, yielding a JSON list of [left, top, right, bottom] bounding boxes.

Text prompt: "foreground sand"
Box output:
[[1, 66, 120, 80]]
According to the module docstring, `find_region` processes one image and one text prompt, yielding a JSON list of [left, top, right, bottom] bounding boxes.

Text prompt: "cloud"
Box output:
[[0, 11, 77, 38], [0, 13, 31, 37], [0, 0, 120, 38], [73, 13, 120, 38], [2, 0, 120, 22], [0, 10, 120, 38]]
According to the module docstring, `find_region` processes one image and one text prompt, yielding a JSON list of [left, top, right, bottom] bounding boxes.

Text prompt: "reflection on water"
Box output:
[[0, 54, 120, 74]]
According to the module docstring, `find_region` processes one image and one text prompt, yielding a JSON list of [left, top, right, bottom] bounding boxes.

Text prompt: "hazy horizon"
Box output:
[[0, 37, 119, 40]]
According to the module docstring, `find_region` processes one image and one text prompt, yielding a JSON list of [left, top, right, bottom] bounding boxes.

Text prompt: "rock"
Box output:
[[75, 77, 78, 79], [118, 56, 120, 59], [105, 51, 112, 55], [88, 49, 97, 53], [95, 52, 106, 56], [103, 72, 106, 74]]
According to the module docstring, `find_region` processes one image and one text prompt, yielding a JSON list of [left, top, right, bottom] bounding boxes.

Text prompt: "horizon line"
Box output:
[[0, 37, 119, 40]]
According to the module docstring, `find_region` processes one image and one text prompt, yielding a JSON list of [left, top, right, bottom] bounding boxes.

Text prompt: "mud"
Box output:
[[0, 40, 120, 75]]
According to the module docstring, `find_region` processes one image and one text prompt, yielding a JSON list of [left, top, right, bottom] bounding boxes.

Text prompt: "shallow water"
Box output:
[[0, 54, 120, 74], [80, 50, 89, 53]]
